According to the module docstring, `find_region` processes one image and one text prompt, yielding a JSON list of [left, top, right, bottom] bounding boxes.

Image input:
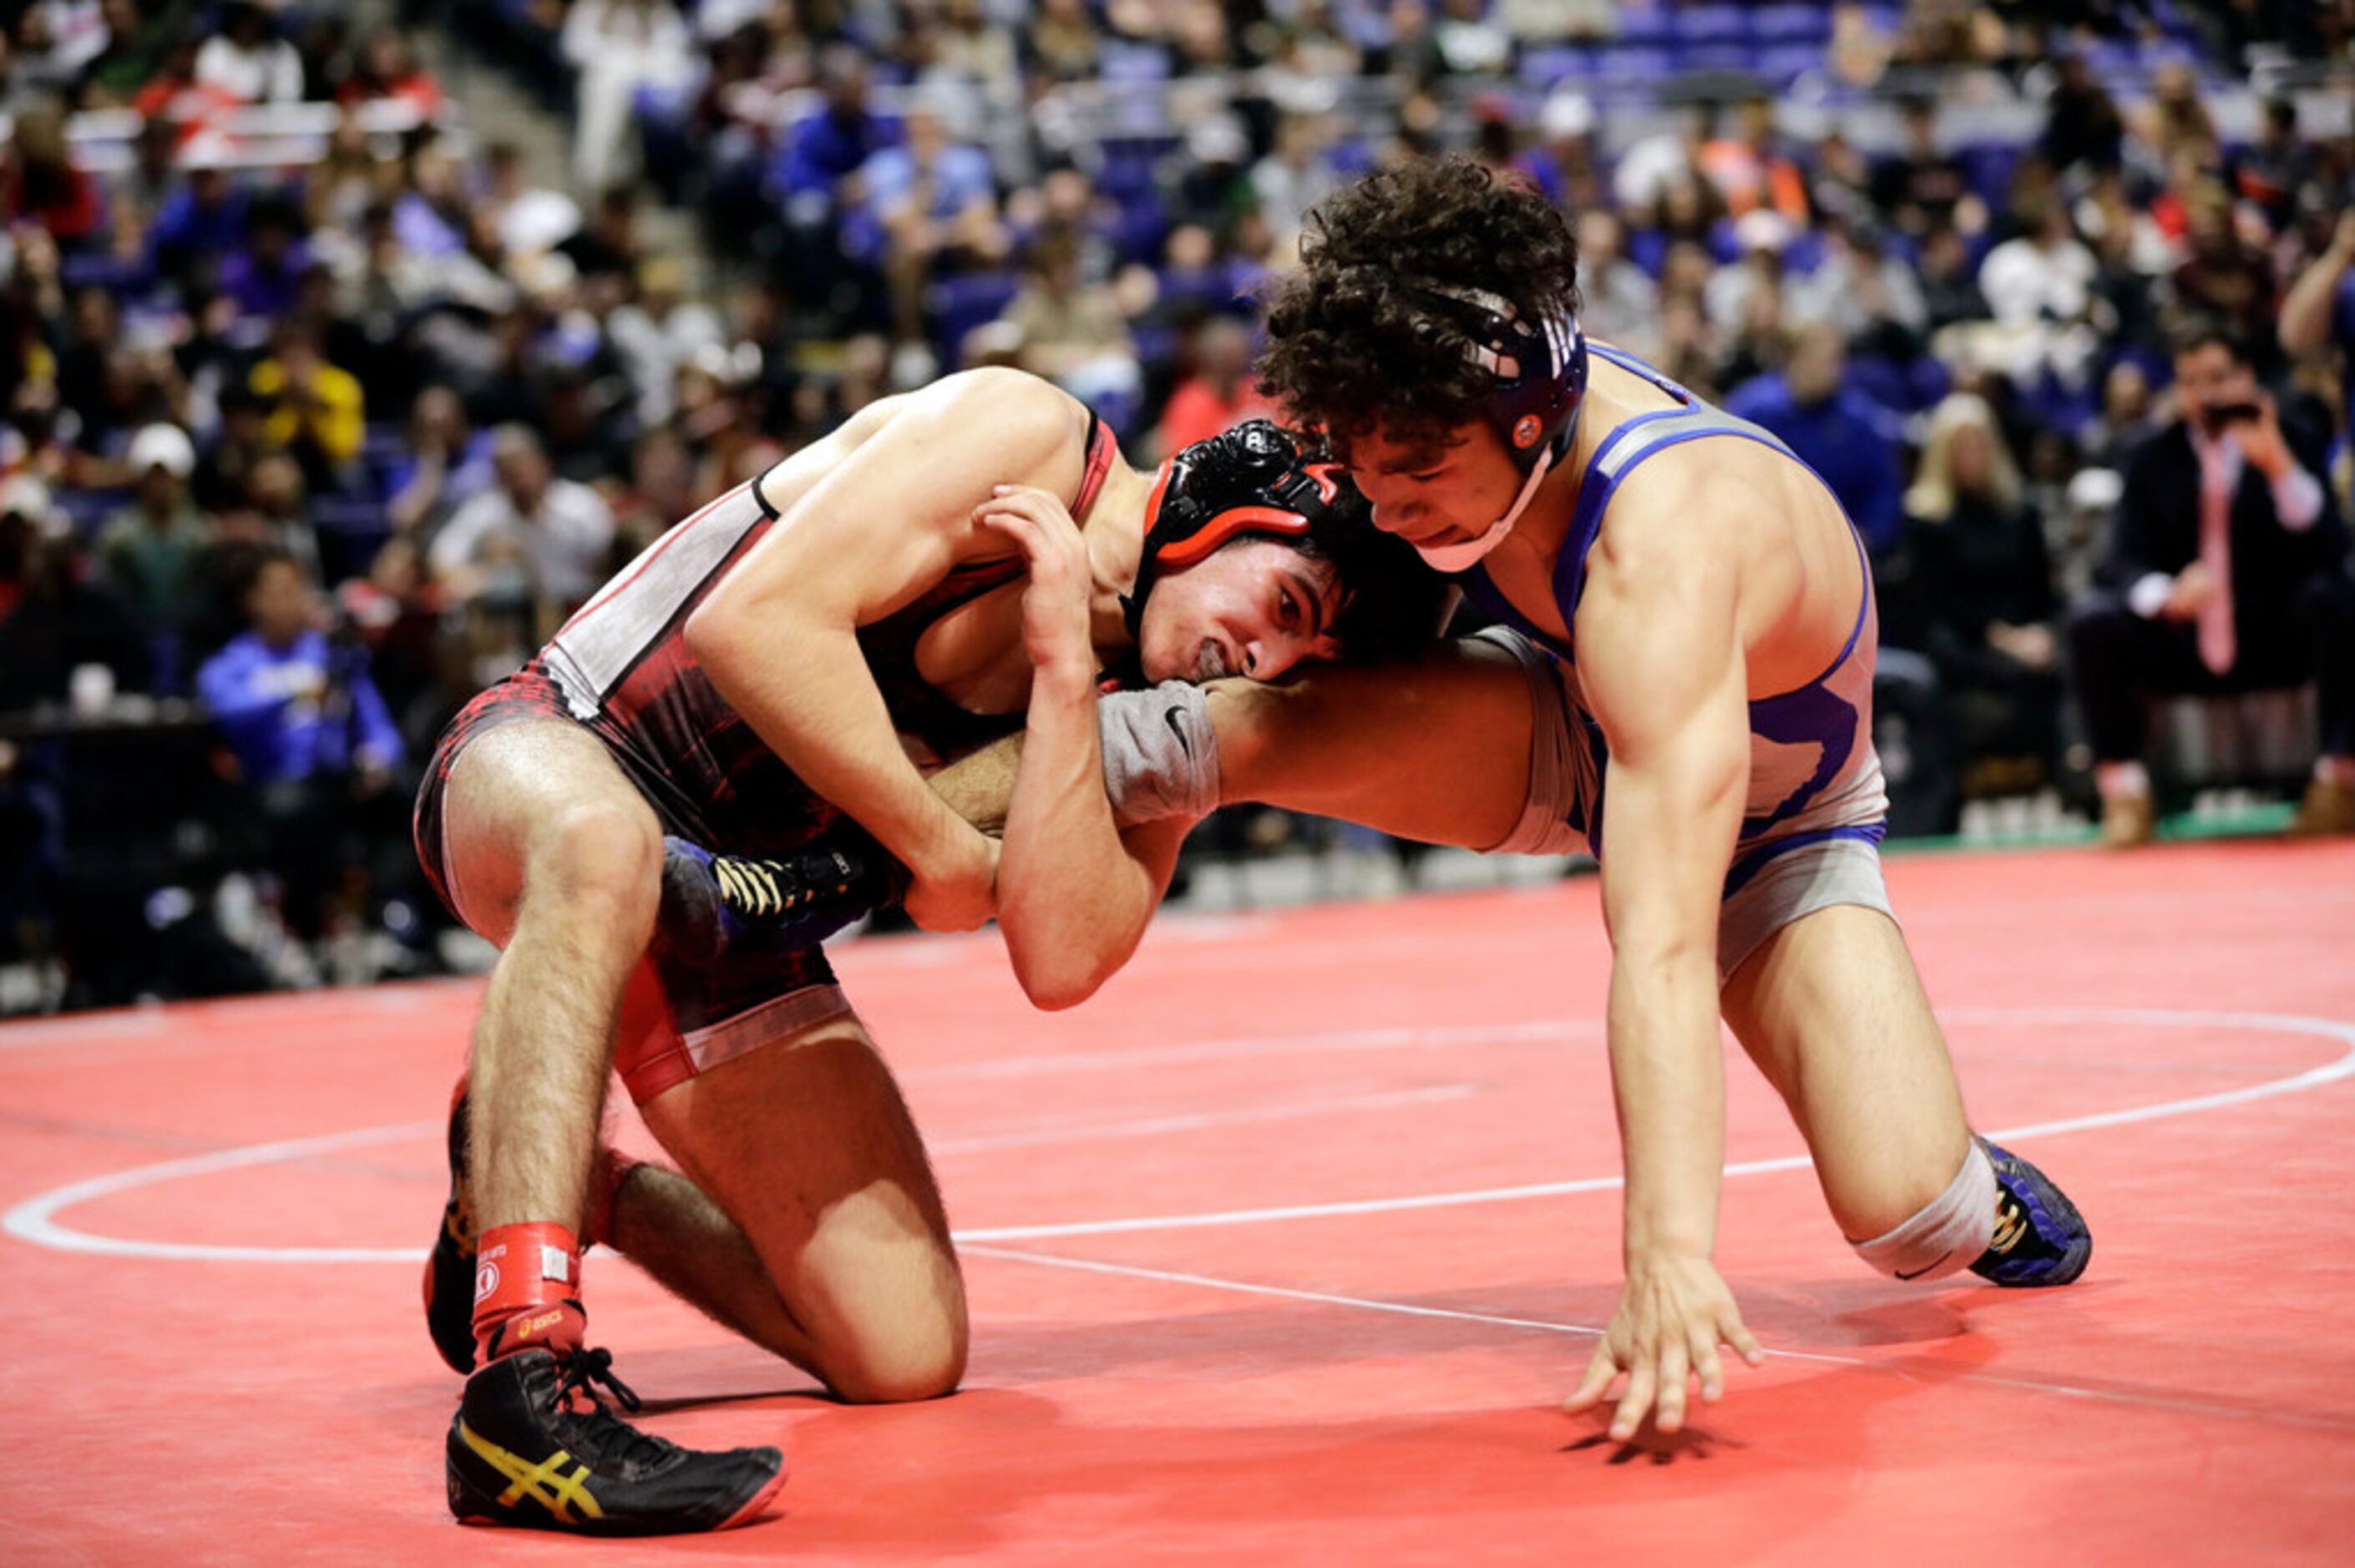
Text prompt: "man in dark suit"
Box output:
[[2066, 320, 2355, 846]]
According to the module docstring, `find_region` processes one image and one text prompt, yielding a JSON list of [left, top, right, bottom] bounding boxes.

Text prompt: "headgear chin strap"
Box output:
[[1401, 282, 1587, 574]]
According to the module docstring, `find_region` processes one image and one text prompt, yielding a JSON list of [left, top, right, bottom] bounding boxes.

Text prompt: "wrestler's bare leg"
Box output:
[[442, 718, 666, 1234], [1718, 904, 1973, 1240], [927, 637, 1538, 848], [627, 1009, 966, 1405]]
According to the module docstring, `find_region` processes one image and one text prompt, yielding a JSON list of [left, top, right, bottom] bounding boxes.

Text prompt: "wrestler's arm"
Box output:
[[925, 638, 1537, 849], [685, 371, 1090, 932], [972, 483, 1189, 1007], [1559, 467, 1762, 1441]]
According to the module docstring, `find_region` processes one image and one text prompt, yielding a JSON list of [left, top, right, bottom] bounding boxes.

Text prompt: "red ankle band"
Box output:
[[474, 1221, 585, 1362]]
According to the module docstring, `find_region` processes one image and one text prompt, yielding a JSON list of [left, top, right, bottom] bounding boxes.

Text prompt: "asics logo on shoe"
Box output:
[[456, 1419, 605, 1525], [1990, 1201, 2028, 1254]]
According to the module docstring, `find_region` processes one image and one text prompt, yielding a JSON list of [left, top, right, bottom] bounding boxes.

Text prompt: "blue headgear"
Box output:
[[1400, 282, 1588, 572]]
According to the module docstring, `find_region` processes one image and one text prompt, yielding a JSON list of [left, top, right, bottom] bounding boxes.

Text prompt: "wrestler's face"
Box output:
[[1137, 539, 1343, 684], [1345, 422, 1522, 553]]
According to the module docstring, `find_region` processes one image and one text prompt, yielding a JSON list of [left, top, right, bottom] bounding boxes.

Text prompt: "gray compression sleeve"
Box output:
[[1098, 680, 1221, 827]]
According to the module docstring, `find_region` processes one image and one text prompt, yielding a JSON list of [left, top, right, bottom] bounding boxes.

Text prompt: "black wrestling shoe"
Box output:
[[422, 1077, 479, 1374], [655, 832, 901, 966], [447, 1347, 786, 1535], [1968, 1136, 2093, 1287]]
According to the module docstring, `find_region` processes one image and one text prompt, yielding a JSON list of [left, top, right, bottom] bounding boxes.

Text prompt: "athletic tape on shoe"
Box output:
[[1851, 1139, 1998, 1282], [1100, 680, 1219, 827], [1472, 626, 1591, 857]]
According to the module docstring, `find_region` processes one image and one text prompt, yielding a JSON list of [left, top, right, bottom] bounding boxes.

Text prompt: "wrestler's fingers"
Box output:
[[1691, 1333, 1725, 1404], [1653, 1339, 1689, 1434], [1610, 1358, 1656, 1444], [1562, 1344, 1619, 1415], [1722, 1313, 1765, 1367]]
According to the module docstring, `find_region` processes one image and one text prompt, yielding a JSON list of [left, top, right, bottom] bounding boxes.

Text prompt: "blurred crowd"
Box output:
[[4, 0, 2355, 1009]]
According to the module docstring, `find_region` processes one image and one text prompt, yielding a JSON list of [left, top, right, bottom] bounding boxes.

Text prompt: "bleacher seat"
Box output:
[[1752, 4, 1833, 45], [1672, 5, 1753, 45], [929, 269, 1021, 362]]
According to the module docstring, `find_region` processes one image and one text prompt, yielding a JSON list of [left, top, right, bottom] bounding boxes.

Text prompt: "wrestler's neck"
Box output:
[[1081, 456, 1156, 656], [1484, 375, 1643, 575]]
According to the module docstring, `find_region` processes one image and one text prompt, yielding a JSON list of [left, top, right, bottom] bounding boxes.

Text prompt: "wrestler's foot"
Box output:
[[447, 1347, 786, 1535], [1968, 1136, 2092, 1287], [656, 833, 901, 966], [422, 1077, 478, 1374]]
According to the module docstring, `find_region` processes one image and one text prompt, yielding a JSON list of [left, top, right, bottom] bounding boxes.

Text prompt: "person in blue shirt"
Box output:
[[1724, 321, 1907, 555], [198, 548, 406, 940]]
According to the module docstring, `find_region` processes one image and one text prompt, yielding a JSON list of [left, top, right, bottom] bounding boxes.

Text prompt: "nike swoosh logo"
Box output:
[[1894, 1249, 1956, 1281], [1163, 706, 1193, 761]]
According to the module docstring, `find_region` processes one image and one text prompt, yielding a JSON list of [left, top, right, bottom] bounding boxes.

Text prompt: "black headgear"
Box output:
[[1120, 419, 1359, 638], [1403, 281, 1588, 475]]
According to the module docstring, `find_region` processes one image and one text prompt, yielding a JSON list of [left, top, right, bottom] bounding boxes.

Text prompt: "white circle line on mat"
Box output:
[[3, 1007, 2348, 1262]]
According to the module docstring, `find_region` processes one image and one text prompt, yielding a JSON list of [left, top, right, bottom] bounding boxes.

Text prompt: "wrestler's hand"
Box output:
[[904, 825, 1000, 933], [1562, 1255, 1764, 1441], [974, 483, 1096, 685]]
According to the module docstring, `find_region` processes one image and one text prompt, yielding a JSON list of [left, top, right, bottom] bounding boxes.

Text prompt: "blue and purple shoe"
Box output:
[[655, 832, 900, 966], [1968, 1136, 2092, 1287]]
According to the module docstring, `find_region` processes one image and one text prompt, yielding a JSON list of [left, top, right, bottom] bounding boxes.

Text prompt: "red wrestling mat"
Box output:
[[5, 841, 2353, 1564]]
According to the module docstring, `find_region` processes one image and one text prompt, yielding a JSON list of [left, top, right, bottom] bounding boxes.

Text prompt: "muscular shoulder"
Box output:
[[1585, 443, 1750, 599], [913, 367, 1094, 484]]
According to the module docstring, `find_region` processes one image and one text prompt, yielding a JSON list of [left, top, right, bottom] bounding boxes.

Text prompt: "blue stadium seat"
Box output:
[[929, 269, 1021, 362], [1759, 44, 1826, 84], [1600, 44, 1677, 83], [1613, 3, 1674, 48], [1672, 4, 1752, 45], [1752, 4, 1833, 45], [1520, 44, 1600, 89]]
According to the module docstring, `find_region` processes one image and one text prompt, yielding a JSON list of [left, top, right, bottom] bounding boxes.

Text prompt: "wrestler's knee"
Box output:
[[816, 1294, 969, 1405], [528, 798, 665, 939]]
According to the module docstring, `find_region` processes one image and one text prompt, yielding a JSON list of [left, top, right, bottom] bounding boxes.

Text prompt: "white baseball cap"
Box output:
[[128, 423, 196, 479]]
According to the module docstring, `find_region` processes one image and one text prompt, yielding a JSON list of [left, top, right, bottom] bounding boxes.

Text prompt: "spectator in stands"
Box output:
[[428, 423, 615, 617], [2079, 358, 2160, 470], [2065, 321, 2355, 846], [1026, 0, 1100, 80], [250, 322, 363, 491], [1902, 392, 2063, 792], [481, 139, 580, 262], [0, 99, 104, 250], [2038, 52, 2124, 174], [2172, 181, 2277, 371], [1725, 321, 1906, 554], [1978, 195, 2099, 387], [1790, 218, 1928, 360], [1251, 110, 1345, 255], [338, 28, 443, 118], [862, 105, 1007, 346], [194, 1, 303, 106], [1872, 97, 1976, 240], [94, 422, 213, 669], [1154, 315, 1270, 456], [148, 139, 247, 291], [2278, 210, 2355, 452], [387, 387, 494, 543], [1699, 97, 1810, 225], [1573, 209, 1656, 352], [0, 477, 148, 711], [219, 193, 313, 322], [196, 547, 405, 943], [562, 0, 693, 195], [1918, 223, 1992, 334], [1003, 225, 1137, 412]]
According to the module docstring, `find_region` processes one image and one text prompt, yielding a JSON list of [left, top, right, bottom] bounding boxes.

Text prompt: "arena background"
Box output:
[[0, 4, 2350, 1002]]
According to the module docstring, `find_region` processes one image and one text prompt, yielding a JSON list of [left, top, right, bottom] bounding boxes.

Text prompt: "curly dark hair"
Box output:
[[1258, 158, 1582, 456]]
